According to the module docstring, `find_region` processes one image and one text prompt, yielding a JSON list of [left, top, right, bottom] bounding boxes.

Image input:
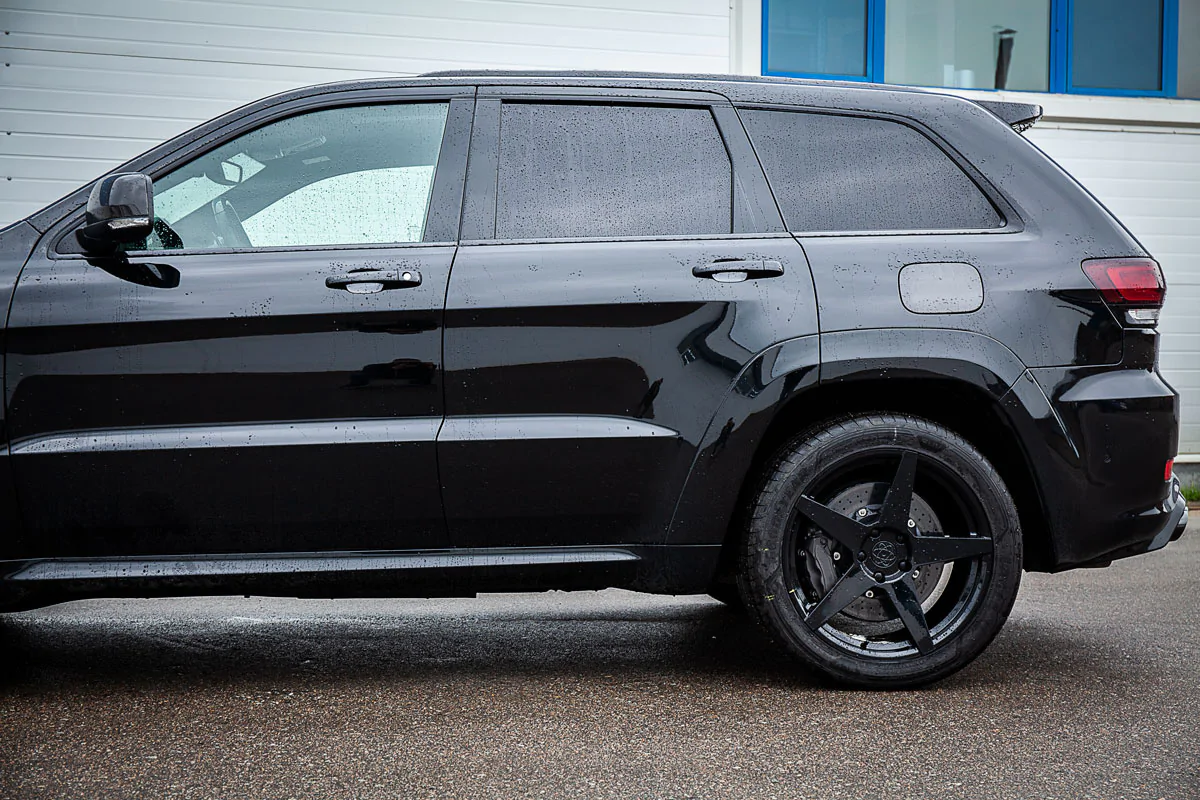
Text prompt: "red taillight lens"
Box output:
[[1165, 458, 1174, 481], [1082, 258, 1165, 306]]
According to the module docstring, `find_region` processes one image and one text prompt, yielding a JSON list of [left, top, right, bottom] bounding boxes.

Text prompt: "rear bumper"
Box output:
[[1006, 363, 1182, 571], [1149, 477, 1189, 552]]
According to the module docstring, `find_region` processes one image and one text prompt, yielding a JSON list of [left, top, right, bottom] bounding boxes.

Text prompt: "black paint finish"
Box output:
[[441, 235, 816, 549], [3, 88, 475, 560], [6, 243, 455, 559], [0, 72, 1185, 610], [0, 221, 40, 545]]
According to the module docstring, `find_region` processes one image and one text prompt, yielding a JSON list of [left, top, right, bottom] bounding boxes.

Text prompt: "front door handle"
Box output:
[[326, 267, 422, 294], [693, 259, 785, 282]]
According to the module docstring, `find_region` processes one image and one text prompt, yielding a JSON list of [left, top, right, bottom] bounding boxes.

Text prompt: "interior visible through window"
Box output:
[[125, 102, 449, 252]]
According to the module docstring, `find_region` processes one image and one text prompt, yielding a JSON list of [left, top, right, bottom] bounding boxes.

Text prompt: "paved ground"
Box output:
[[1, 522, 1197, 800]]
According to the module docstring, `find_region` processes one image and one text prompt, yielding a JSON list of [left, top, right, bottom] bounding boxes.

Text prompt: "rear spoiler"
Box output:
[[975, 100, 1043, 132]]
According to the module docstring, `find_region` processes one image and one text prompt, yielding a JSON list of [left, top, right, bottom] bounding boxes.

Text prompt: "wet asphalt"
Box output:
[[0, 520, 1197, 800]]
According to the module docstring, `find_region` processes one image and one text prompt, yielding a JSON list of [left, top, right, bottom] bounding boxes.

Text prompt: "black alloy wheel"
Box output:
[[739, 414, 1022, 688]]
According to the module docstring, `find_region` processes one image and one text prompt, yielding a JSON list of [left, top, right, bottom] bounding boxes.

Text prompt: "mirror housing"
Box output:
[[77, 173, 154, 254]]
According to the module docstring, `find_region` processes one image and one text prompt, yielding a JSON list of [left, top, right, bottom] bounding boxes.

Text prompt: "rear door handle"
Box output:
[[693, 260, 784, 282], [326, 267, 422, 294]]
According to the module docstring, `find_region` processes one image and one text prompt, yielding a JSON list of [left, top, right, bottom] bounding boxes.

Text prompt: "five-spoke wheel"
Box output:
[[739, 414, 1022, 687]]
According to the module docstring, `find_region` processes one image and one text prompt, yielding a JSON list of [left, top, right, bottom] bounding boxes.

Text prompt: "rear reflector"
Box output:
[[1165, 458, 1174, 481], [1126, 308, 1161, 324], [1082, 258, 1165, 306]]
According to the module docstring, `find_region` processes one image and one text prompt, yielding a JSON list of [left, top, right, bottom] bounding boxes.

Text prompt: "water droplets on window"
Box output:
[[126, 102, 448, 252]]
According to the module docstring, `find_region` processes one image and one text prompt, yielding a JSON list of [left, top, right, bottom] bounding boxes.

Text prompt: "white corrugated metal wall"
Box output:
[[0, 0, 729, 224], [0, 0, 1196, 454]]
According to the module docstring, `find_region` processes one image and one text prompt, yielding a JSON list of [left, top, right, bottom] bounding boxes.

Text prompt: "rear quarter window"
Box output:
[[739, 108, 1002, 233]]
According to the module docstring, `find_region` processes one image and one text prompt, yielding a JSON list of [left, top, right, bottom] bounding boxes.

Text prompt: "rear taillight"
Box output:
[[1165, 458, 1174, 481], [1082, 258, 1165, 326]]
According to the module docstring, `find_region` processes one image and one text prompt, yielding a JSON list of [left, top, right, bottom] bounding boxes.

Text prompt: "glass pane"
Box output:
[[740, 108, 1001, 232], [1178, 0, 1200, 98], [495, 103, 732, 240], [243, 166, 436, 247], [1072, 0, 1163, 91], [884, 0, 1050, 91], [129, 102, 448, 251], [766, 0, 868, 77]]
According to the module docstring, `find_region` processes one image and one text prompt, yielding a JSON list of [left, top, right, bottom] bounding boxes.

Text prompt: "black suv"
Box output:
[[0, 72, 1188, 687]]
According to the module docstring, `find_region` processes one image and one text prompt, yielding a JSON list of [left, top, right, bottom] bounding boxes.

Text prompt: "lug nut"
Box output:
[[857, 508, 868, 517], [912, 570, 920, 578], [874, 572, 884, 582], [865, 590, 875, 599], [858, 551, 866, 560], [832, 551, 841, 561], [900, 561, 910, 571], [907, 519, 916, 528]]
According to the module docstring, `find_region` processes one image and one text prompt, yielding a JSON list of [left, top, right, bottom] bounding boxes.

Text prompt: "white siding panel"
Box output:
[[5, 86, 247, 121], [5, 14, 718, 71], [1028, 126, 1200, 454], [0, 0, 729, 223], [2, 109, 206, 142], [0, 154, 115, 182], [10, 3, 725, 56], [2, 47, 338, 99], [2, 132, 162, 161]]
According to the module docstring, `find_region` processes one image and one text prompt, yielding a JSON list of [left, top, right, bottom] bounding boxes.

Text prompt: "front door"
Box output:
[[439, 89, 818, 549], [4, 92, 472, 559]]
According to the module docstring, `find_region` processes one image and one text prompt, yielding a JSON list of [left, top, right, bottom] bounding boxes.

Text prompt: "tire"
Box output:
[[738, 413, 1022, 688]]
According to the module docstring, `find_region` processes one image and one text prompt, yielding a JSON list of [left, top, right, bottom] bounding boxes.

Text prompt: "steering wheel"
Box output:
[[211, 198, 253, 248]]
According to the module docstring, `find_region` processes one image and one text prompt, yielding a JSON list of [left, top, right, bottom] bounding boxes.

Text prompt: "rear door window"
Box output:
[[739, 109, 1002, 233], [495, 102, 732, 240]]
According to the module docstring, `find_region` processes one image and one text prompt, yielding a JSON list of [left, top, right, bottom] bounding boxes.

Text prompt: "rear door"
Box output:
[[4, 88, 473, 559], [439, 86, 818, 549]]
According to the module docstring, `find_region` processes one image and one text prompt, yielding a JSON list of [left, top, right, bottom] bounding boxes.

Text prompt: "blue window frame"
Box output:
[[762, 0, 884, 81], [762, 0, 1183, 98], [1059, 0, 1178, 96]]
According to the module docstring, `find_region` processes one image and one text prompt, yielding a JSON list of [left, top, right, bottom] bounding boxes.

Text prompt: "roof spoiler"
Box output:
[[974, 100, 1043, 132]]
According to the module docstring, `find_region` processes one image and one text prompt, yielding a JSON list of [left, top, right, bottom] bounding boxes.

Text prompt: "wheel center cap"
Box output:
[[863, 530, 910, 576], [870, 540, 899, 570]]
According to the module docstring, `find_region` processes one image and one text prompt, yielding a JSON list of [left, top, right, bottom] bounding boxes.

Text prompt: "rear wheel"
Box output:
[[739, 414, 1021, 688]]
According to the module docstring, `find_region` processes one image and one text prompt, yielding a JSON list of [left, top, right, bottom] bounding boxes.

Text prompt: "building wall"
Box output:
[[1, 0, 1196, 455]]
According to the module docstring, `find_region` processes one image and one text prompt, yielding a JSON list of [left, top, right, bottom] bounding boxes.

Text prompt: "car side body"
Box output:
[[0, 73, 1187, 684]]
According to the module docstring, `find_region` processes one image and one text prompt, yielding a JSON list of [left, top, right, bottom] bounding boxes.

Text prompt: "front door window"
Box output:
[[128, 102, 449, 252]]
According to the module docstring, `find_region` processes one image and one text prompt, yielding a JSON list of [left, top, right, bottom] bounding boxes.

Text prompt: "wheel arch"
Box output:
[[668, 328, 1059, 580]]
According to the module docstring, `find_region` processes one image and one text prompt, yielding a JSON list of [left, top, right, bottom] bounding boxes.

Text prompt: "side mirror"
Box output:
[[77, 173, 154, 254]]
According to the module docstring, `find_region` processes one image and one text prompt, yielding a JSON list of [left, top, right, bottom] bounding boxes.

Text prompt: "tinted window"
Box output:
[[740, 109, 1001, 233], [127, 102, 448, 251], [495, 103, 732, 240]]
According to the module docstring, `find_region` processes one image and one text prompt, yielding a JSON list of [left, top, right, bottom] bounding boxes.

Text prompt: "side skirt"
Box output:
[[0, 545, 722, 612]]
